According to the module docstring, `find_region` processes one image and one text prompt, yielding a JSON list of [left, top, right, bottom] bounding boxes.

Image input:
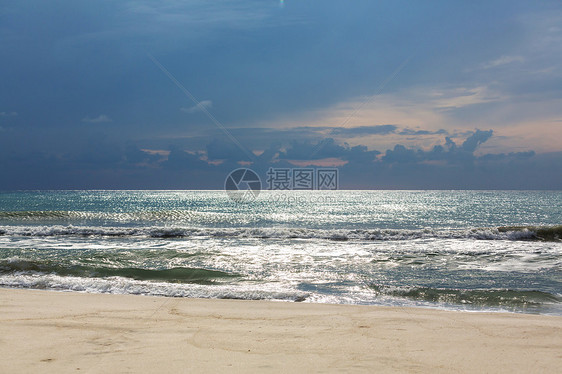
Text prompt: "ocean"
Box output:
[[0, 190, 560, 315]]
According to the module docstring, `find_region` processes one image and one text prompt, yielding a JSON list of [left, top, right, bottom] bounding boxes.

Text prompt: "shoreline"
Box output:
[[1, 288, 561, 373], [0, 286, 560, 316]]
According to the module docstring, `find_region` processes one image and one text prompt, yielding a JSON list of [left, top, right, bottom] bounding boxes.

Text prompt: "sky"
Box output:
[[1, 0, 561, 189]]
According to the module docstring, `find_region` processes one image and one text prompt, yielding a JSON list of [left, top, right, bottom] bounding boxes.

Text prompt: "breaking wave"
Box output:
[[0, 224, 560, 241], [0, 272, 308, 302], [369, 284, 561, 309], [0, 258, 238, 285]]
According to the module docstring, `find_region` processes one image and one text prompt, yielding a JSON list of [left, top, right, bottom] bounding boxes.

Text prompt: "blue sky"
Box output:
[[1, 0, 561, 189]]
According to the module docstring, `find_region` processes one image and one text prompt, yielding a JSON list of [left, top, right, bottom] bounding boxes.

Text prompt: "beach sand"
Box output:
[[0, 288, 560, 373]]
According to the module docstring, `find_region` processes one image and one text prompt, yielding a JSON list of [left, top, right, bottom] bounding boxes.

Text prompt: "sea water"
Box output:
[[0, 190, 560, 314]]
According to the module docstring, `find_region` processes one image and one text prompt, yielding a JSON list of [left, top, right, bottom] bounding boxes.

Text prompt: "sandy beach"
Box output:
[[0, 288, 560, 373]]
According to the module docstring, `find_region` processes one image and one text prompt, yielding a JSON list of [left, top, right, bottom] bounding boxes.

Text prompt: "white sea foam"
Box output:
[[0, 273, 307, 301], [1, 191, 561, 315], [0, 225, 549, 241]]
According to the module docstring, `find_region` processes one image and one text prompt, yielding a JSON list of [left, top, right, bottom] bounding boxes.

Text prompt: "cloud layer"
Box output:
[[1, 126, 559, 189], [0, 1, 561, 189]]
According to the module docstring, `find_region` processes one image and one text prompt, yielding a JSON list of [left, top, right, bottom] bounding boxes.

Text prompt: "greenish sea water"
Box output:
[[0, 190, 560, 314]]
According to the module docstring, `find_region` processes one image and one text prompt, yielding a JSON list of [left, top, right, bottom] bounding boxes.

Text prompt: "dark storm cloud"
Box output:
[[0, 126, 561, 189], [279, 138, 380, 162], [206, 138, 254, 162], [0, 1, 561, 189], [160, 125, 398, 154], [382, 129, 494, 165], [341, 152, 562, 190], [162, 148, 209, 170], [0, 0, 530, 132], [460, 129, 494, 152], [382, 145, 418, 164], [478, 151, 535, 162]]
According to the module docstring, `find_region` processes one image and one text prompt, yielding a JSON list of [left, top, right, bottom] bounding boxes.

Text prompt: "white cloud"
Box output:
[[431, 86, 505, 110], [181, 100, 212, 114], [0, 111, 18, 117], [259, 80, 562, 154], [269, 84, 503, 131], [480, 55, 524, 69], [82, 114, 112, 123], [56, 1, 298, 52], [126, 0, 287, 29]]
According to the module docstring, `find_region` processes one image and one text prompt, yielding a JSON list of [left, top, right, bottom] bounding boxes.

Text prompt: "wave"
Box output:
[[0, 210, 198, 221], [0, 259, 238, 285], [498, 225, 562, 242], [369, 284, 561, 308], [0, 211, 76, 219], [0, 273, 308, 302], [0, 224, 560, 241]]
